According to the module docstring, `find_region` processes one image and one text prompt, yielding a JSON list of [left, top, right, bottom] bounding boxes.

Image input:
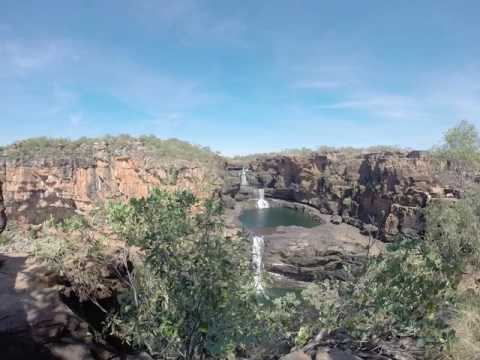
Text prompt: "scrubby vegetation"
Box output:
[[431, 120, 480, 189], [0, 135, 222, 166], [232, 144, 410, 161]]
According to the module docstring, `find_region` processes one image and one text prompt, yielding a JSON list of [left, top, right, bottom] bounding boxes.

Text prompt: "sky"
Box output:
[[1, 0, 480, 155]]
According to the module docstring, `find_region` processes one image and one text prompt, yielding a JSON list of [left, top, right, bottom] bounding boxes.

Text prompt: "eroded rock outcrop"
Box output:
[[0, 142, 222, 224], [226, 151, 448, 240], [264, 217, 382, 284]]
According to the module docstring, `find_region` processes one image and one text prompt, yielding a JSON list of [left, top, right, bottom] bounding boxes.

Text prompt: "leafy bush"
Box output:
[[277, 235, 457, 353], [106, 189, 261, 359], [31, 216, 111, 308], [0, 233, 10, 247], [431, 120, 480, 189], [425, 191, 480, 273]]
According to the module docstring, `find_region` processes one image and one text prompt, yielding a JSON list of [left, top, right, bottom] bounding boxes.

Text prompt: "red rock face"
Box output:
[[229, 151, 448, 240], [1, 144, 449, 240], [0, 153, 221, 225]]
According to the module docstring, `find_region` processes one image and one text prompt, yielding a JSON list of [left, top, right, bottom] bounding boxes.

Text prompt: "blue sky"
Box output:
[[1, 0, 480, 155]]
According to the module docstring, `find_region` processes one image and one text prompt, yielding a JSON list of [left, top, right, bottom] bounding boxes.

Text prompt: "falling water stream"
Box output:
[[252, 235, 265, 292], [257, 188, 270, 209]]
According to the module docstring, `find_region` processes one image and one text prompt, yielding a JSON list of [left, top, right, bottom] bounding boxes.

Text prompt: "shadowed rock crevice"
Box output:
[[0, 254, 127, 360], [0, 255, 58, 360]]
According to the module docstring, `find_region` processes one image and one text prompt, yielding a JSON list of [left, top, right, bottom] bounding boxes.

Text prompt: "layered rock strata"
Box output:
[[0, 143, 221, 224], [225, 151, 448, 240]]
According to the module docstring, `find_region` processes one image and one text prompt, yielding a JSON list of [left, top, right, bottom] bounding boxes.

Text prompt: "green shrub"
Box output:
[[425, 191, 480, 273], [0, 233, 11, 247], [431, 120, 480, 189], [279, 236, 457, 352], [106, 189, 261, 359]]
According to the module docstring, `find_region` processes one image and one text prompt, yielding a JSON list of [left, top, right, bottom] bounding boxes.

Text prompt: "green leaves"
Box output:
[[280, 234, 458, 353], [426, 191, 480, 273], [431, 120, 480, 189], [107, 189, 259, 359]]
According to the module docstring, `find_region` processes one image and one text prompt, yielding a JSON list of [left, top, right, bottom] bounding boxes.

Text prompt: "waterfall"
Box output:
[[252, 235, 264, 292], [241, 167, 248, 186], [257, 188, 270, 209]]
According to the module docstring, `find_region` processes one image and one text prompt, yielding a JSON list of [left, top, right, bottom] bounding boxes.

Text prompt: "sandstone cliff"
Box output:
[[0, 139, 222, 224], [225, 150, 449, 239], [1, 137, 451, 239]]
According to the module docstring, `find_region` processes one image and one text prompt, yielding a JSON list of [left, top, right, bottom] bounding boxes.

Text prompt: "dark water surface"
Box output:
[[239, 207, 320, 230]]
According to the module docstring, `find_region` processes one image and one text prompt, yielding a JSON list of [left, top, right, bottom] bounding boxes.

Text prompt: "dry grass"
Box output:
[[442, 294, 480, 360]]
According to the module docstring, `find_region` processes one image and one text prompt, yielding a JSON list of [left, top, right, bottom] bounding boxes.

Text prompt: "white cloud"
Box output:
[[132, 0, 247, 45], [0, 39, 72, 77], [293, 80, 342, 89]]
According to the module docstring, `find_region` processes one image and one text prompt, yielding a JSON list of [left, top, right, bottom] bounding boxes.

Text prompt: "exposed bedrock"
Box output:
[[0, 144, 221, 224], [225, 150, 450, 240], [263, 216, 383, 285]]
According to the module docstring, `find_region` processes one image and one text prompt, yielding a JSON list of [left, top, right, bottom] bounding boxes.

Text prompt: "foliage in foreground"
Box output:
[[275, 235, 457, 353], [106, 189, 261, 359], [0, 214, 113, 311], [425, 191, 480, 273], [442, 294, 480, 360]]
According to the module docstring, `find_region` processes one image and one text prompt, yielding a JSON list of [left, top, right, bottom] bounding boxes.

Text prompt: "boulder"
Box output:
[[263, 215, 383, 283], [0, 254, 122, 360], [330, 215, 343, 225]]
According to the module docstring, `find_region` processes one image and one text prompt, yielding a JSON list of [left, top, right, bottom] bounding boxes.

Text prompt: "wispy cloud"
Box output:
[[293, 80, 342, 89], [0, 39, 73, 78], [132, 0, 247, 45], [319, 94, 426, 120]]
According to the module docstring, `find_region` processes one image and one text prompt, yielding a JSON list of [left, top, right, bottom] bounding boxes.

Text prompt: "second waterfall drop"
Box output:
[[257, 189, 270, 209], [252, 235, 265, 292]]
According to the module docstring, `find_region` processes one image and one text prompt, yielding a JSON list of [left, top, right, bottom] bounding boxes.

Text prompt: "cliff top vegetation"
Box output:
[[0, 135, 222, 166]]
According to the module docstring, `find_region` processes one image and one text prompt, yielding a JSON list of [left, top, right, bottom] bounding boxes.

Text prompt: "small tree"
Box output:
[[432, 120, 480, 189], [107, 189, 260, 359], [425, 193, 480, 274]]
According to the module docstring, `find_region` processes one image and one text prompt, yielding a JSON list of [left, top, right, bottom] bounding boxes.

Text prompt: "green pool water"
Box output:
[[239, 207, 320, 230]]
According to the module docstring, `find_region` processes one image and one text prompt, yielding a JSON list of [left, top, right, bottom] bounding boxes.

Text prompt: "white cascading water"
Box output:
[[241, 167, 249, 186], [252, 235, 265, 292], [257, 188, 270, 209]]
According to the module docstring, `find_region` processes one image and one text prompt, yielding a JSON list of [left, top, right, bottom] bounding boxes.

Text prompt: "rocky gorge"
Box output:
[[0, 143, 453, 289], [224, 150, 450, 240], [0, 140, 457, 360]]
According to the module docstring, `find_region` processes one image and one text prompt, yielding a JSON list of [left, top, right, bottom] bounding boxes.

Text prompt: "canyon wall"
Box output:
[[1, 139, 451, 240], [0, 143, 222, 225], [225, 151, 450, 239]]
